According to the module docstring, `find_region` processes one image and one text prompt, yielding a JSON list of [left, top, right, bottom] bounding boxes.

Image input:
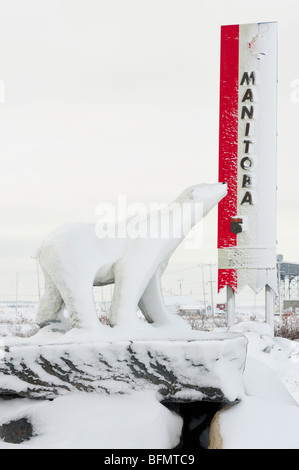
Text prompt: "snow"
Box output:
[[0, 313, 235, 345], [218, 395, 299, 449], [1, 313, 299, 448], [229, 319, 274, 337], [243, 358, 297, 406], [215, 321, 299, 449], [0, 391, 182, 449]]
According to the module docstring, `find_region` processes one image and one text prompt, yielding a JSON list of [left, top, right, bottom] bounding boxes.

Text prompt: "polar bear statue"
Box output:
[[36, 183, 227, 330]]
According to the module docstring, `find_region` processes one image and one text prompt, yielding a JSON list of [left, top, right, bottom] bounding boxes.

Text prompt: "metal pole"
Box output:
[[265, 284, 274, 333], [226, 285, 235, 327], [277, 261, 282, 319], [209, 262, 215, 317], [201, 264, 207, 314], [31, 255, 41, 301], [16, 273, 19, 316], [35, 257, 41, 301], [177, 278, 184, 296]]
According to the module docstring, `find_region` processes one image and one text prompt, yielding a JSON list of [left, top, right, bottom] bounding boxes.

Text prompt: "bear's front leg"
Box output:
[[110, 264, 153, 327], [138, 267, 190, 329]]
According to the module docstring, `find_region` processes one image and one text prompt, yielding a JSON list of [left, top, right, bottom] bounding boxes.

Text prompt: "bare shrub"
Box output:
[[274, 315, 299, 341], [185, 314, 227, 332], [96, 302, 111, 326]]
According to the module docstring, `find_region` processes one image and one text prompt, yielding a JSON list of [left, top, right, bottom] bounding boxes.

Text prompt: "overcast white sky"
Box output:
[[0, 0, 298, 303]]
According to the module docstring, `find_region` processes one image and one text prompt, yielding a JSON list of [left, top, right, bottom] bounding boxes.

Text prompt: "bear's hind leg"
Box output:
[[53, 275, 103, 330], [36, 272, 65, 328]]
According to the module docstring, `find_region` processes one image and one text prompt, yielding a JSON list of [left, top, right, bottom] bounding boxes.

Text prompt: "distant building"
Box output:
[[283, 300, 299, 314], [277, 255, 299, 300], [178, 305, 206, 316], [216, 303, 226, 311], [164, 295, 206, 316]]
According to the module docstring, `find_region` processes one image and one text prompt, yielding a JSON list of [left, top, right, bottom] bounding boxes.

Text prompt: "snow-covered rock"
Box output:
[[0, 332, 247, 403]]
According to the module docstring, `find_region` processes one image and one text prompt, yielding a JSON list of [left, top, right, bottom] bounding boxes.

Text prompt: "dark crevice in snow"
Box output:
[[163, 400, 237, 450]]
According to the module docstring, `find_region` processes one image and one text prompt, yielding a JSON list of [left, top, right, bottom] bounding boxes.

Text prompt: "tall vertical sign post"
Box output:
[[218, 22, 278, 329]]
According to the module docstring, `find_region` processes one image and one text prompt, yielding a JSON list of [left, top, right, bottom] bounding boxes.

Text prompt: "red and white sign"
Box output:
[[218, 23, 277, 294]]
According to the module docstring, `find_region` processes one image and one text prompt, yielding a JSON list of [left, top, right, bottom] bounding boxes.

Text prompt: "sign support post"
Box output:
[[226, 285, 235, 327], [265, 285, 275, 332]]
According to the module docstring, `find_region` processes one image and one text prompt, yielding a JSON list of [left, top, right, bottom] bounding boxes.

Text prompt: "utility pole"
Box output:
[[177, 278, 184, 296], [209, 262, 215, 317], [277, 257, 282, 319], [201, 264, 207, 315], [16, 273, 19, 317], [31, 255, 41, 301]]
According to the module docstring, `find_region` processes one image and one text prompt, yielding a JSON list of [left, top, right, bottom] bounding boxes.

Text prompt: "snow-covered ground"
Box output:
[[218, 321, 299, 449], [0, 299, 277, 337], [0, 391, 183, 449], [0, 302, 299, 449]]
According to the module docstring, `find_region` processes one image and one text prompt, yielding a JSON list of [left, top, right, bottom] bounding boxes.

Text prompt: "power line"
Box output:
[[164, 263, 217, 276]]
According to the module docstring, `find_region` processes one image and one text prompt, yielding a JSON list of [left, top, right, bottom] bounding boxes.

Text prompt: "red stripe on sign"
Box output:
[[218, 268, 238, 293], [218, 24, 239, 292]]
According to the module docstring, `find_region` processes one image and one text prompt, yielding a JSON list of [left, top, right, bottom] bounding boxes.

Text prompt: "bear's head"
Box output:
[[177, 182, 227, 217]]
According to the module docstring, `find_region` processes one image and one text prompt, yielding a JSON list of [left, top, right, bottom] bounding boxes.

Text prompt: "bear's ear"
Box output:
[[188, 189, 195, 200]]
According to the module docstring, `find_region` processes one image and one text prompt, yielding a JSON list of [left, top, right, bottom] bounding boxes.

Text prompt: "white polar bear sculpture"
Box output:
[[36, 183, 227, 330]]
